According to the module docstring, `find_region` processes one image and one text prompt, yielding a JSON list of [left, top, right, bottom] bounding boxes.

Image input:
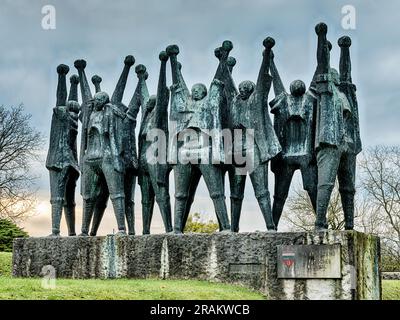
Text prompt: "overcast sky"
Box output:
[[0, 0, 399, 236]]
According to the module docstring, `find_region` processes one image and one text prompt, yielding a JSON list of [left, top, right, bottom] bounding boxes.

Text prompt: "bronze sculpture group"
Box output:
[[46, 23, 361, 236]]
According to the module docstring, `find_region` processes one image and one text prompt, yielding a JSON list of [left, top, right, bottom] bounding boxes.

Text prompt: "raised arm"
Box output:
[[311, 39, 332, 88], [156, 51, 170, 131], [338, 36, 352, 84], [74, 59, 92, 104], [156, 51, 169, 108], [166, 45, 181, 84], [68, 75, 79, 102], [315, 23, 330, 76], [269, 50, 286, 96], [91, 75, 102, 93], [166, 45, 190, 96], [215, 41, 238, 102], [127, 64, 149, 122], [177, 61, 190, 96], [56, 64, 69, 107], [111, 55, 135, 105], [255, 37, 275, 102], [227, 56, 236, 74]]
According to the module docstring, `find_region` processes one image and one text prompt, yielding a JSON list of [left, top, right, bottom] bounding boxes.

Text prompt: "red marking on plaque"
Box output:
[[282, 253, 295, 268]]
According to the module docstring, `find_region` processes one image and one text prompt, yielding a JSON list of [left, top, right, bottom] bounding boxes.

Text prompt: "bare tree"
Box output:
[[281, 181, 347, 232], [282, 145, 400, 271], [0, 105, 42, 222], [359, 145, 400, 270]]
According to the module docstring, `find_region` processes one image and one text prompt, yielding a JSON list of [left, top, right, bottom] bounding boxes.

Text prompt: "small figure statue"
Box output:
[[214, 38, 281, 232], [269, 49, 318, 228], [46, 64, 80, 236], [313, 23, 362, 231], [166, 44, 231, 234], [129, 54, 173, 234]]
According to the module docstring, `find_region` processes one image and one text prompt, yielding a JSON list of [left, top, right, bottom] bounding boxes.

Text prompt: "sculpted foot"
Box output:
[[48, 233, 60, 238], [79, 232, 89, 237]]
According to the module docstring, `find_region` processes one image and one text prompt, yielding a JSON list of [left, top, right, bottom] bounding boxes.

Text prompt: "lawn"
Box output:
[[1, 252, 399, 300], [0, 252, 263, 300]]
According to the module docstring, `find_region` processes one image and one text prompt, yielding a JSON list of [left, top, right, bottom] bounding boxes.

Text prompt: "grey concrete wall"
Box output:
[[13, 231, 381, 300]]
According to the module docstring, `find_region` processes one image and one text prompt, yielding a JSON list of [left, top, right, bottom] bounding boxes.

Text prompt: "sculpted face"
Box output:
[[191, 84, 207, 101], [238, 81, 255, 100], [289, 80, 306, 97], [93, 92, 110, 111], [146, 95, 156, 112]]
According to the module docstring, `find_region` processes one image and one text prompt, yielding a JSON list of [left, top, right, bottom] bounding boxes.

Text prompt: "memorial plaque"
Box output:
[[229, 263, 264, 274], [277, 244, 341, 279]]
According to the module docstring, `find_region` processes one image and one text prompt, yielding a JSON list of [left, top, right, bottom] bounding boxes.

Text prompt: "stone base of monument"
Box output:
[[13, 231, 381, 300]]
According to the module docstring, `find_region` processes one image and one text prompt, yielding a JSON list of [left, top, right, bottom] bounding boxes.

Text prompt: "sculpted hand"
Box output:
[[315, 22, 328, 36], [57, 64, 69, 75], [124, 55, 135, 66], [338, 36, 351, 48], [135, 64, 147, 80], [74, 59, 86, 71], [166, 44, 179, 57]]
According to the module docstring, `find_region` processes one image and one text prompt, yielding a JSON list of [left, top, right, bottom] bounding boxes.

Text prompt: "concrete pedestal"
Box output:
[[13, 231, 381, 300]]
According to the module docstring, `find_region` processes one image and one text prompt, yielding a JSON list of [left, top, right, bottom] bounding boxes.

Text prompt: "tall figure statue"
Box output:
[[215, 38, 281, 232], [269, 50, 318, 228], [313, 23, 361, 231], [130, 53, 173, 234], [213, 43, 245, 231], [111, 55, 136, 235], [75, 61, 111, 236], [166, 44, 231, 234], [46, 64, 80, 236], [75, 56, 134, 236]]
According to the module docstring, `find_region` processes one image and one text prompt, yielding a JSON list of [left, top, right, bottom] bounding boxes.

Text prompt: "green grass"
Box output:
[[0, 277, 264, 300], [0, 252, 11, 276], [1, 252, 399, 300], [0, 251, 262, 300], [382, 280, 400, 300]]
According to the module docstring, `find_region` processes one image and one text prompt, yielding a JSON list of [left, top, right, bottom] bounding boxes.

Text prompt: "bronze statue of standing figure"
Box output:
[[46, 64, 80, 236]]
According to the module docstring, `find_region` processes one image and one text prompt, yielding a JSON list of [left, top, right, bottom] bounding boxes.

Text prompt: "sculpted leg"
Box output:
[[272, 163, 295, 228], [315, 147, 341, 230], [124, 169, 136, 235], [250, 163, 275, 231], [50, 199, 63, 237], [149, 165, 172, 233], [140, 174, 155, 235], [338, 152, 356, 230], [301, 163, 318, 214], [64, 168, 79, 236], [173, 164, 193, 233], [102, 162, 127, 234], [228, 166, 246, 232], [110, 195, 127, 234], [89, 187, 109, 236], [200, 164, 230, 231], [49, 168, 68, 236], [182, 167, 201, 230]]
